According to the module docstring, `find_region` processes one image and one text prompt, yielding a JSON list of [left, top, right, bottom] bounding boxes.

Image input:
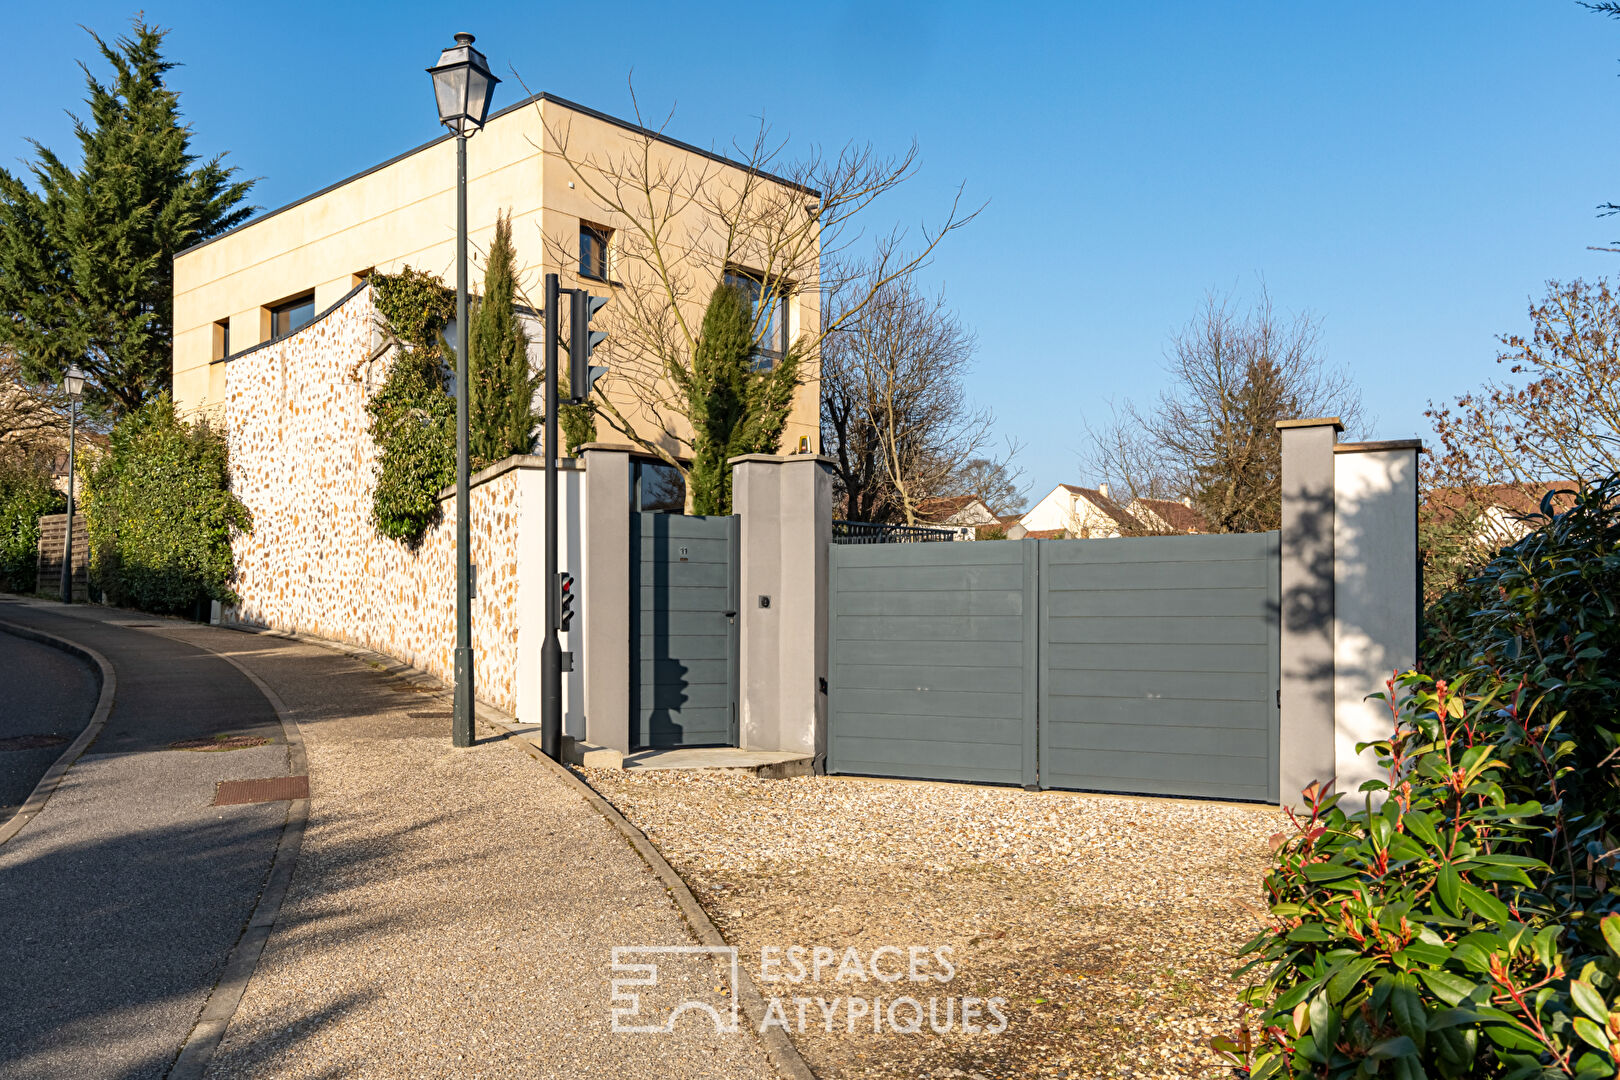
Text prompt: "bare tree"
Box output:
[[1427, 279, 1620, 492], [0, 349, 71, 467], [1085, 289, 1363, 534], [820, 270, 1011, 524], [521, 83, 978, 487], [1421, 278, 1620, 592], [952, 456, 1026, 517]]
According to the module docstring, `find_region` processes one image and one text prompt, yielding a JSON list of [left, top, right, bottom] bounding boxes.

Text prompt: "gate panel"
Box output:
[[828, 541, 1037, 785], [1038, 532, 1280, 802], [629, 513, 739, 749]]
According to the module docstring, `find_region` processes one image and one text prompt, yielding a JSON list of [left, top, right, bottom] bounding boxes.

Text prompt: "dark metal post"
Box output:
[[541, 272, 562, 759], [452, 134, 475, 748], [59, 397, 77, 603]]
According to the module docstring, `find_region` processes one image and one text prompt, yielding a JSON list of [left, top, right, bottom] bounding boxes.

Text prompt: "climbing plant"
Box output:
[[369, 267, 456, 544]]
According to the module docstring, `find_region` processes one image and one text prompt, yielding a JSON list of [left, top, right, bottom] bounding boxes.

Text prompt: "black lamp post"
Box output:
[[59, 363, 84, 604], [429, 33, 499, 748]]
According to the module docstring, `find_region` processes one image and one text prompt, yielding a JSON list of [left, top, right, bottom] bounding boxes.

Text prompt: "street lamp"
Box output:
[[429, 32, 499, 748], [59, 363, 84, 604]]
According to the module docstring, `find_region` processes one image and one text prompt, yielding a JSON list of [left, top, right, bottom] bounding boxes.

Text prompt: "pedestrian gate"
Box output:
[[827, 533, 1280, 802], [629, 512, 740, 749]]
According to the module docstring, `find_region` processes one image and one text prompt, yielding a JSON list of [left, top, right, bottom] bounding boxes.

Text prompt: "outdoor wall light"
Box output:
[[427, 32, 500, 136]]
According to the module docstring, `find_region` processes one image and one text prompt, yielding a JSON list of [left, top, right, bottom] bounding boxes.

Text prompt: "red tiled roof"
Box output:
[[1130, 497, 1210, 534], [1426, 482, 1579, 524], [1057, 485, 1145, 533]]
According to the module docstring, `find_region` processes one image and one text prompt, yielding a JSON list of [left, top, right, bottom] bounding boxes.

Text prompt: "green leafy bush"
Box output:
[[82, 395, 250, 613], [369, 268, 456, 544], [0, 458, 65, 591], [1228, 476, 1620, 1078]]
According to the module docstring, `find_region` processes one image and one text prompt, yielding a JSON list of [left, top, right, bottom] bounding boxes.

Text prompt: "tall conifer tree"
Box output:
[[468, 213, 536, 468], [686, 283, 801, 514], [0, 21, 255, 417]]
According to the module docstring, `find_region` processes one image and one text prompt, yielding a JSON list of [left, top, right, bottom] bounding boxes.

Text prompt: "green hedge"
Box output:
[[0, 458, 64, 592], [1230, 475, 1620, 1078], [82, 395, 251, 614]]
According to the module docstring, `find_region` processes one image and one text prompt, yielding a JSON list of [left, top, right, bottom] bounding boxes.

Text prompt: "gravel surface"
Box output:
[[152, 629, 781, 1080], [581, 769, 1285, 1079]]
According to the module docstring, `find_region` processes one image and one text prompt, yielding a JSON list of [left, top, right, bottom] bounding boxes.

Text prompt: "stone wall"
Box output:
[[223, 286, 523, 714]]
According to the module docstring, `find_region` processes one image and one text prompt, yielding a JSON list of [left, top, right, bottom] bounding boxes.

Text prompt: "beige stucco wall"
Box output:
[[174, 95, 821, 457]]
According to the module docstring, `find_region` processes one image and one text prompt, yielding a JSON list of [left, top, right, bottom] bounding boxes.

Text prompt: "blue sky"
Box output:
[[9, 2, 1620, 503]]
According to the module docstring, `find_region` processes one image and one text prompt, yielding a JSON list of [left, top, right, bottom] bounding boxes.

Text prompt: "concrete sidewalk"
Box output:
[[0, 600, 292, 1080], [95, 615, 779, 1079]]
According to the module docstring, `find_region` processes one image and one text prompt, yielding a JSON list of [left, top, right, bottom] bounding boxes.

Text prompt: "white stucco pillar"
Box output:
[[1332, 440, 1421, 804]]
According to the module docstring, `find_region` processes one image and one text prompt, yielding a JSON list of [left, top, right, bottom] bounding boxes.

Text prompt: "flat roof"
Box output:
[[176, 90, 819, 259]]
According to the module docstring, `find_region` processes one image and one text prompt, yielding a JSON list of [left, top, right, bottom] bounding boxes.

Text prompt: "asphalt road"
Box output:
[[0, 600, 292, 1080], [0, 629, 99, 821]]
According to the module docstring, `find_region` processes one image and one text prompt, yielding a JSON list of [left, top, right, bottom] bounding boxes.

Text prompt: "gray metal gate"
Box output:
[[1037, 533, 1279, 802], [827, 541, 1038, 786], [629, 513, 739, 749], [827, 533, 1280, 802]]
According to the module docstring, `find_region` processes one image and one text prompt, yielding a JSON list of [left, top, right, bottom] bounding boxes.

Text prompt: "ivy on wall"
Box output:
[[368, 268, 457, 545]]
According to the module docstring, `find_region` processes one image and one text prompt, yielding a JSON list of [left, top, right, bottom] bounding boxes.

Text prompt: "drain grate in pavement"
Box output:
[[214, 775, 309, 805], [170, 734, 274, 752], [0, 734, 70, 752]]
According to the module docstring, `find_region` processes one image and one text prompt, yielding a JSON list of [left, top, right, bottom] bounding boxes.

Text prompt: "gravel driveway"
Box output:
[[580, 769, 1283, 1079]]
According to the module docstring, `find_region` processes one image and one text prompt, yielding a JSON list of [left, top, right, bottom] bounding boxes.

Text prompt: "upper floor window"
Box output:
[[270, 293, 316, 339], [579, 224, 611, 281], [724, 268, 790, 370], [213, 318, 231, 361]]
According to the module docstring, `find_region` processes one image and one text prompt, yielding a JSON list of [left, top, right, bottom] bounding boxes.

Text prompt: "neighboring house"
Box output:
[[1018, 483, 1144, 538], [1427, 482, 1579, 549], [914, 495, 1000, 538], [1128, 496, 1210, 535], [170, 91, 822, 458]]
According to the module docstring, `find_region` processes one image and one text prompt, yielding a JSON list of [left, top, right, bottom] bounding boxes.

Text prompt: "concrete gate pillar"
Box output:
[[1277, 418, 1341, 807], [578, 444, 633, 754], [731, 454, 833, 764], [1277, 420, 1422, 809]]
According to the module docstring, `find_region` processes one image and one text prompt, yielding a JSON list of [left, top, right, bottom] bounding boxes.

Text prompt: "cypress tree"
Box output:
[[686, 283, 802, 514], [468, 213, 536, 469], [0, 21, 255, 418]]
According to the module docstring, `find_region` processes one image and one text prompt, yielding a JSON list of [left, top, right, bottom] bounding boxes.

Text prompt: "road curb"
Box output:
[[0, 618, 117, 848], [223, 622, 819, 1080]]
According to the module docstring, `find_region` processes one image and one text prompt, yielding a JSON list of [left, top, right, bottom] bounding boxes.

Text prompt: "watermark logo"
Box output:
[[610, 945, 740, 1034], [610, 944, 1007, 1037]]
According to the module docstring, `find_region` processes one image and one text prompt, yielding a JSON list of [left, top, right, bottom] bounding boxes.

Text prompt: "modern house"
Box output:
[[172, 91, 822, 457], [173, 91, 827, 761]]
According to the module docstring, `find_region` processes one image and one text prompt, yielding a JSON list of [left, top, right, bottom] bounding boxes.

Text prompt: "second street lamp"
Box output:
[[59, 363, 84, 604], [428, 32, 500, 748]]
